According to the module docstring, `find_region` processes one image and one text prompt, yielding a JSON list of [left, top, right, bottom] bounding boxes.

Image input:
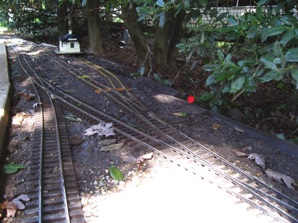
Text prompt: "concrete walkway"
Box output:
[[0, 43, 11, 160]]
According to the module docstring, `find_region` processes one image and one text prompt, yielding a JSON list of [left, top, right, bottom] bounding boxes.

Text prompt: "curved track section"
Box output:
[[15, 46, 298, 223]]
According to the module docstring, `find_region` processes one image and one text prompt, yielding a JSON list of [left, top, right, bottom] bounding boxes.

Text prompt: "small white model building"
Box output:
[[58, 30, 81, 54]]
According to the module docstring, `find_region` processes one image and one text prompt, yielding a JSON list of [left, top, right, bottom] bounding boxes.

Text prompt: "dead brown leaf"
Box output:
[[247, 153, 266, 170], [265, 169, 297, 190], [100, 143, 123, 151], [212, 123, 221, 130], [233, 150, 249, 157], [69, 136, 84, 145], [256, 172, 262, 177], [172, 112, 187, 117], [121, 154, 137, 163], [19, 93, 35, 100], [12, 112, 25, 127], [4, 201, 17, 217], [235, 127, 244, 133]]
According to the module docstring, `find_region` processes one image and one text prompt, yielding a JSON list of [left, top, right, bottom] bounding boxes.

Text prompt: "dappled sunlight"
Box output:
[[80, 163, 276, 223], [0, 37, 24, 45], [0, 37, 39, 54]]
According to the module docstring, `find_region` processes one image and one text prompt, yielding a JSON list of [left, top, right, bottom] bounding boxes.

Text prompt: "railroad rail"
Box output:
[[15, 45, 298, 222], [16, 51, 85, 223], [13, 44, 298, 223]]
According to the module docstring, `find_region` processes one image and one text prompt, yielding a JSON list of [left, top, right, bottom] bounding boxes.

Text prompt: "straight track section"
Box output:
[[17, 52, 85, 223]]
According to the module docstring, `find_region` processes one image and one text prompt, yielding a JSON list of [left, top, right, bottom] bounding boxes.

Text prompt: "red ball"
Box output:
[[187, 95, 195, 104]]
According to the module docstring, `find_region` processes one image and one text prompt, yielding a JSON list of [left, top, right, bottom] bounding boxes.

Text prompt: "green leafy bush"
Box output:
[[178, 1, 298, 112]]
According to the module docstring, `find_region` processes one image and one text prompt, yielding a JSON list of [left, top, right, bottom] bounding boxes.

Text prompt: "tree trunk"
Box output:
[[57, 0, 68, 37], [121, 2, 150, 72], [87, 0, 106, 56], [154, 9, 185, 73]]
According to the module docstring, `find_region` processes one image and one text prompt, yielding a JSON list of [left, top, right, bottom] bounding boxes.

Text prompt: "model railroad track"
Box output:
[[18, 47, 298, 223], [16, 52, 85, 223]]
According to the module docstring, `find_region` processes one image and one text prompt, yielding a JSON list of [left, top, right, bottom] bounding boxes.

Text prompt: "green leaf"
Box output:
[[206, 75, 215, 86], [130, 72, 142, 78], [285, 48, 298, 62], [182, 0, 190, 8], [280, 30, 294, 46], [215, 73, 230, 82], [224, 54, 234, 65], [273, 42, 282, 56], [198, 0, 207, 6], [261, 26, 287, 43], [254, 69, 264, 77], [255, 6, 264, 19], [210, 8, 218, 18], [3, 163, 26, 174], [159, 11, 165, 27], [156, 0, 165, 7], [200, 92, 214, 101], [137, 7, 149, 22], [228, 15, 238, 26], [231, 77, 245, 92], [163, 79, 172, 86], [139, 66, 145, 76], [280, 14, 297, 26], [109, 166, 123, 181], [260, 57, 278, 70], [263, 26, 287, 37], [260, 70, 279, 82], [200, 31, 205, 44], [153, 73, 162, 82], [291, 69, 298, 89], [217, 49, 224, 62], [276, 133, 285, 140], [186, 49, 195, 63], [257, 0, 270, 7], [247, 25, 259, 39], [215, 12, 228, 22], [203, 64, 219, 71]]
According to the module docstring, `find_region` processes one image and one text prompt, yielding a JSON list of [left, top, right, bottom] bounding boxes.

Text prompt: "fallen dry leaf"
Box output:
[[233, 150, 249, 157], [256, 172, 262, 177], [12, 194, 29, 210], [33, 102, 42, 108], [3, 201, 17, 217], [84, 122, 115, 137], [12, 113, 25, 127], [98, 139, 117, 147], [136, 152, 154, 163], [172, 112, 187, 117], [235, 127, 244, 133], [212, 123, 221, 130], [121, 154, 137, 163], [121, 152, 154, 164], [0, 194, 29, 217], [19, 93, 35, 100], [100, 143, 123, 151], [265, 169, 297, 190], [247, 153, 266, 170], [69, 136, 84, 145]]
